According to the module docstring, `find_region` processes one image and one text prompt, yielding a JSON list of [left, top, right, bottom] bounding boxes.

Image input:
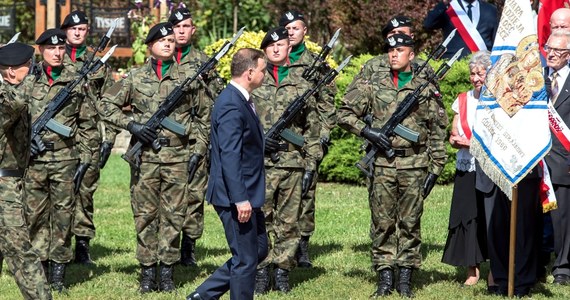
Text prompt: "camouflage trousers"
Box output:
[[73, 150, 100, 239], [369, 166, 427, 271], [182, 157, 206, 240], [24, 160, 76, 263], [130, 161, 188, 266], [299, 168, 318, 237], [0, 177, 52, 300], [258, 166, 303, 271]]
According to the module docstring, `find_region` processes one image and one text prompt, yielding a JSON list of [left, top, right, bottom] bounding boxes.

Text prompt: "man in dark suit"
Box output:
[[186, 48, 269, 300], [423, 0, 499, 59], [544, 29, 570, 285]]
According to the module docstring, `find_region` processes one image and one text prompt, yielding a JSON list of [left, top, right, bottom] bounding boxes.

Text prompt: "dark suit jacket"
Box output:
[[423, 0, 499, 59], [545, 68, 570, 185], [206, 83, 266, 208]]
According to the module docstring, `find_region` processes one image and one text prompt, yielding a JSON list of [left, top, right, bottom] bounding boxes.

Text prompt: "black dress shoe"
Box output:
[[186, 291, 203, 300], [486, 285, 500, 295], [554, 274, 570, 285]]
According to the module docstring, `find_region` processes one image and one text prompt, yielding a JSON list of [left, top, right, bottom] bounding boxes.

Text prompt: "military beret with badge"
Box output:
[[381, 15, 413, 38], [36, 28, 66, 45], [384, 33, 415, 51], [278, 10, 305, 27], [260, 26, 289, 49], [0, 42, 35, 66], [145, 22, 174, 44], [61, 10, 89, 29], [168, 8, 192, 25]]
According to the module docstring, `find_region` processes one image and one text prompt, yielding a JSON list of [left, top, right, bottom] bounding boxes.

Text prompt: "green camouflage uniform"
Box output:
[[98, 60, 211, 266], [253, 60, 321, 271], [176, 46, 223, 241], [295, 47, 337, 238], [0, 82, 52, 300], [64, 47, 114, 240], [338, 55, 448, 271], [22, 62, 92, 263]]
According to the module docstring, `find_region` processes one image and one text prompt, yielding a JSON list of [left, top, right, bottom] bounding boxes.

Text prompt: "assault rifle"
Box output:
[[265, 55, 352, 163], [415, 28, 456, 77], [355, 48, 463, 178], [30, 45, 117, 157], [302, 28, 340, 83], [78, 18, 119, 76], [121, 27, 245, 167]]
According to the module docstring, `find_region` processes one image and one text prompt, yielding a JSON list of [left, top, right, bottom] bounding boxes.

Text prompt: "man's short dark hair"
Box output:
[[231, 48, 265, 77]]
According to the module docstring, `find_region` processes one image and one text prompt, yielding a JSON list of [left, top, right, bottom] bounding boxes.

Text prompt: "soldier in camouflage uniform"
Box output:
[[0, 42, 53, 300], [253, 27, 321, 294], [338, 34, 448, 298], [22, 29, 92, 293], [279, 10, 337, 268], [168, 8, 223, 267], [61, 10, 115, 265], [98, 23, 211, 293]]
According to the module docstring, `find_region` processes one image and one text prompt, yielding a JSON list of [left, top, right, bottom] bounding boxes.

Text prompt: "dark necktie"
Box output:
[[552, 71, 560, 103], [467, 3, 473, 21], [247, 99, 257, 115]]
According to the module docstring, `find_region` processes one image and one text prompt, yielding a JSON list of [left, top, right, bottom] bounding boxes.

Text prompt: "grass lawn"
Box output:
[[0, 154, 569, 299]]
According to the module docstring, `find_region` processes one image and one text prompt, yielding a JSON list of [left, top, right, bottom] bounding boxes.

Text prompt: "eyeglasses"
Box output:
[[544, 44, 570, 55]]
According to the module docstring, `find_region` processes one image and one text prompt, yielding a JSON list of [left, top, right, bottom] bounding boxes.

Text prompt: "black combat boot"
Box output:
[[396, 267, 414, 298], [41, 260, 50, 282], [254, 266, 270, 294], [180, 235, 197, 266], [74, 236, 94, 265], [274, 267, 291, 293], [159, 263, 175, 292], [371, 268, 394, 297], [50, 262, 66, 293], [139, 264, 158, 293], [297, 236, 313, 268]]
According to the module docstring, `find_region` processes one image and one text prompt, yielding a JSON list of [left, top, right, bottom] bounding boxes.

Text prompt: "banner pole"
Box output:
[[508, 185, 518, 298]]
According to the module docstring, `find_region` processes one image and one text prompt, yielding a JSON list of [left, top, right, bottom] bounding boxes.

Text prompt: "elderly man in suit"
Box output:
[[187, 48, 269, 300], [423, 0, 499, 59], [545, 29, 570, 285]]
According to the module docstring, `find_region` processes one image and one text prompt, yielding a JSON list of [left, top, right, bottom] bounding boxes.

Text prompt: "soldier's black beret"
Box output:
[[168, 8, 192, 25], [0, 42, 35, 66], [35, 28, 66, 45], [278, 10, 305, 27], [381, 15, 413, 38], [384, 33, 415, 51], [260, 27, 289, 49], [145, 22, 174, 44], [61, 10, 89, 29]]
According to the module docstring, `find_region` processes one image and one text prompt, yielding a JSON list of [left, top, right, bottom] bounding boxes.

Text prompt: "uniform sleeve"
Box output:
[[316, 82, 337, 142], [190, 81, 212, 157], [76, 94, 96, 164], [427, 89, 449, 175], [302, 96, 322, 171], [423, 1, 448, 30], [0, 85, 27, 129], [97, 74, 133, 130], [337, 64, 374, 136]]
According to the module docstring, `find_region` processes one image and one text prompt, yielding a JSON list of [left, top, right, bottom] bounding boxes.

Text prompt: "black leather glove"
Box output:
[[302, 170, 315, 198], [30, 139, 46, 158], [73, 163, 90, 194], [361, 126, 391, 151], [320, 136, 330, 157], [98, 141, 113, 169], [422, 173, 438, 198], [187, 154, 203, 183], [127, 121, 157, 145], [264, 136, 280, 155]]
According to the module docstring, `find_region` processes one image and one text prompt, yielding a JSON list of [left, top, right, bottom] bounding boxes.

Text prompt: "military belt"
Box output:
[[276, 143, 297, 152], [42, 139, 74, 151], [389, 146, 427, 157], [0, 168, 24, 178], [155, 136, 190, 147]]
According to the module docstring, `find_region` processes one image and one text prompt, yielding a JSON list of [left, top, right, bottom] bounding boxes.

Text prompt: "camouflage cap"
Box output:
[[384, 33, 414, 51], [279, 10, 305, 27], [260, 26, 288, 49], [381, 15, 413, 38], [145, 22, 174, 44], [35, 28, 66, 45], [0, 42, 34, 66], [61, 10, 89, 29], [168, 8, 192, 25]]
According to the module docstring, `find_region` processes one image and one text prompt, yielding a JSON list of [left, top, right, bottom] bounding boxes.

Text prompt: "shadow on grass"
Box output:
[[65, 243, 132, 287], [90, 242, 131, 262], [310, 241, 343, 261], [290, 266, 326, 288]]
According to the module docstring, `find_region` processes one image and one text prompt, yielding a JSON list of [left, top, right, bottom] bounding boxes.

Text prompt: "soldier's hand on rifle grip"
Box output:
[[187, 154, 203, 183], [302, 170, 315, 198], [361, 126, 391, 152], [98, 141, 113, 169], [127, 121, 158, 145], [421, 173, 438, 198], [73, 163, 90, 194], [264, 136, 280, 155], [30, 139, 46, 158]]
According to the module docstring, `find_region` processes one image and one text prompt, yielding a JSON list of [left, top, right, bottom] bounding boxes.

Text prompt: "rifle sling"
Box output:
[[380, 146, 427, 158]]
